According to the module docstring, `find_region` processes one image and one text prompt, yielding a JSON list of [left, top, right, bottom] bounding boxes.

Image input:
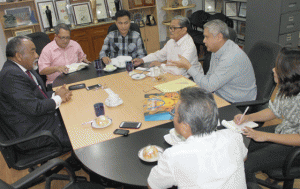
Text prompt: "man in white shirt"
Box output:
[[148, 87, 248, 189], [133, 16, 199, 78]]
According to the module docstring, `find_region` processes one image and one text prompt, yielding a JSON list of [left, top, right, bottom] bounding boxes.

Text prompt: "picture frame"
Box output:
[[96, 0, 108, 20], [69, 0, 89, 4], [72, 2, 93, 25], [215, 0, 223, 13], [37, 1, 58, 29], [4, 6, 32, 26], [238, 21, 246, 36], [204, 0, 215, 13], [13, 27, 34, 36], [143, 0, 155, 6], [55, 0, 72, 25], [133, 0, 143, 7], [106, 0, 117, 17], [225, 2, 237, 17], [238, 2, 247, 17]]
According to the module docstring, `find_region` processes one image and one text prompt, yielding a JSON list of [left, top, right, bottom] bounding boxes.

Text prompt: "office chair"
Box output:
[[26, 32, 51, 85], [0, 117, 72, 188], [232, 40, 282, 114], [202, 27, 237, 74], [107, 23, 141, 34], [0, 158, 106, 189], [257, 147, 300, 189]]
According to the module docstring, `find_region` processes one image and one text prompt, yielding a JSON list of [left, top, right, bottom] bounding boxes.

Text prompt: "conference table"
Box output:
[[53, 64, 248, 188]]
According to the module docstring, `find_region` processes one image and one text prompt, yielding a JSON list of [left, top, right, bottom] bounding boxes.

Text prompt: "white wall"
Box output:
[[0, 23, 7, 70]]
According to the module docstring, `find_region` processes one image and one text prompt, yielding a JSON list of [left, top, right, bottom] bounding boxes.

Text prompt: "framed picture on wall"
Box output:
[[96, 0, 108, 20], [225, 2, 237, 17], [37, 1, 58, 29], [55, 0, 72, 25], [204, 0, 215, 12], [72, 2, 92, 25], [4, 6, 32, 26], [106, 0, 117, 17], [238, 2, 247, 17]]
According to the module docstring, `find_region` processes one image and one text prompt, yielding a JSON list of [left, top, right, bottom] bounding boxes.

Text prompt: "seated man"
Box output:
[[0, 36, 73, 151], [147, 87, 248, 189], [169, 19, 257, 103], [39, 23, 90, 88], [133, 15, 200, 78], [99, 10, 147, 64]]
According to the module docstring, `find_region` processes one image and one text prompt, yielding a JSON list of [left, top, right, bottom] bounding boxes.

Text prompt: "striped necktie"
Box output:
[[26, 70, 48, 99]]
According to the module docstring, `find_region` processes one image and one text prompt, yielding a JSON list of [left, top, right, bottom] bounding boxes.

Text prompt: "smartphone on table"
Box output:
[[113, 129, 129, 136], [119, 121, 142, 129]]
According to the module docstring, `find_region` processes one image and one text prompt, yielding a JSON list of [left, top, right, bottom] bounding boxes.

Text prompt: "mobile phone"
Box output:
[[119, 121, 142, 129], [94, 103, 104, 117], [68, 83, 86, 90], [86, 84, 102, 90], [113, 129, 129, 136]]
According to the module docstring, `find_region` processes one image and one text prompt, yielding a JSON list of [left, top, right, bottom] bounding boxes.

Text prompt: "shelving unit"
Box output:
[[0, 0, 41, 42], [162, 4, 196, 26], [122, 0, 160, 54]]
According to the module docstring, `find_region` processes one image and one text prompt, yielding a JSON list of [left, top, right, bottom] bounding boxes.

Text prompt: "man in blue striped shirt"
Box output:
[[99, 10, 147, 64]]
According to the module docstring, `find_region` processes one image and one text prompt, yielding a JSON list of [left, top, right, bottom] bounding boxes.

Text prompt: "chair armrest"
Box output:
[[232, 98, 269, 107], [283, 147, 300, 178], [0, 130, 62, 152], [11, 158, 76, 189]]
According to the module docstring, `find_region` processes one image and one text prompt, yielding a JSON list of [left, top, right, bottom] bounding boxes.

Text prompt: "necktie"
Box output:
[[26, 70, 48, 99]]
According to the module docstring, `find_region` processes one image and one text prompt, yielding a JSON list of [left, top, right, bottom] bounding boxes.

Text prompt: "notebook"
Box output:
[[221, 120, 259, 133]]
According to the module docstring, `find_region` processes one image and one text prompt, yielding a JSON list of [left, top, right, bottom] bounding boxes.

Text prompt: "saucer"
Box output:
[[104, 66, 117, 72], [105, 98, 123, 107], [164, 134, 176, 146], [131, 73, 146, 80], [138, 145, 164, 162], [91, 117, 112, 129]]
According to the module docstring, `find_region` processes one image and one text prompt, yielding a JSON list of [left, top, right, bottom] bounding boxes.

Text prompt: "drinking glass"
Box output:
[[126, 61, 133, 72], [94, 58, 102, 70]]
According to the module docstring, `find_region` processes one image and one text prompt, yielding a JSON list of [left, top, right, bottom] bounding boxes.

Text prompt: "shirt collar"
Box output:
[[176, 33, 189, 46], [213, 39, 230, 59], [53, 39, 73, 50]]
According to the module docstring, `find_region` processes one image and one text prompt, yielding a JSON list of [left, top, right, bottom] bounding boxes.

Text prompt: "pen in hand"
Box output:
[[239, 106, 249, 124]]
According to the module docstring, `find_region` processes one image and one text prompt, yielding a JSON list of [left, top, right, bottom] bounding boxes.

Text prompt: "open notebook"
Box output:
[[221, 120, 259, 133]]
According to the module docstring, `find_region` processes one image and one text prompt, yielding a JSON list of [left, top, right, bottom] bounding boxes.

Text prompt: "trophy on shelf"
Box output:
[[45, 6, 54, 31], [146, 15, 156, 26], [134, 13, 145, 28]]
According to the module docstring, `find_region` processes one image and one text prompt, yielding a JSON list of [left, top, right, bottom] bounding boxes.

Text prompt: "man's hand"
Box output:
[[56, 66, 69, 74], [242, 127, 269, 142], [102, 57, 111, 65], [150, 61, 162, 67], [168, 54, 192, 70], [133, 58, 144, 66], [80, 57, 91, 63], [55, 84, 72, 103]]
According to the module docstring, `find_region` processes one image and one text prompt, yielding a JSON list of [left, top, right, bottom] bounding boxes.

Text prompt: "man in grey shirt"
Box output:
[[169, 19, 257, 103]]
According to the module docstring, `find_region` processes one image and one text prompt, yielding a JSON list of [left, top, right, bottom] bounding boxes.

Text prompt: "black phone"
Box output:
[[113, 129, 129, 136], [68, 83, 86, 90], [86, 84, 102, 90], [119, 121, 142, 129], [94, 103, 104, 117]]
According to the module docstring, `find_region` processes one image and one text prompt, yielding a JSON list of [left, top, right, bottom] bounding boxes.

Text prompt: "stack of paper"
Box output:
[[154, 77, 196, 92]]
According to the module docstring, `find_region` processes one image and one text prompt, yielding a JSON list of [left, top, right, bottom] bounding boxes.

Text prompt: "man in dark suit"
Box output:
[[0, 36, 73, 151]]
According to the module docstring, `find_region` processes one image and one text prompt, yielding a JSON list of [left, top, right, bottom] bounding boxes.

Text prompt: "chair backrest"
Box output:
[[247, 40, 282, 101], [107, 23, 141, 34], [189, 10, 211, 29]]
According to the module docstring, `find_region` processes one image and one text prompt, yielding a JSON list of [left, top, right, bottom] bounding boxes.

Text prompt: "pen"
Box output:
[[239, 106, 249, 124]]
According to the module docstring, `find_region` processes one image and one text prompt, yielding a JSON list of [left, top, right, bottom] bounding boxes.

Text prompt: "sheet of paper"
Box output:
[[154, 77, 196, 92], [221, 120, 258, 133]]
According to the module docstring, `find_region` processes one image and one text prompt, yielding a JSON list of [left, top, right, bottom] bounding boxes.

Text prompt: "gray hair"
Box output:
[[204, 19, 230, 39], [172, 15, 190, 28], [177, 87, 218, 136], [6, 36, 32, 58], [54, 23, 71, 35]]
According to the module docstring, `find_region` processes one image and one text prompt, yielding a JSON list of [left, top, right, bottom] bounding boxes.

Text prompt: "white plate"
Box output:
[[91, 118, 112, 129], [138, 145, 164, 162], [131, 73, 146, 80], [164, 134, 176, 146], [117, 56, 132, 61], [105, 98, 123, 107], [103, 66, 117, 72]]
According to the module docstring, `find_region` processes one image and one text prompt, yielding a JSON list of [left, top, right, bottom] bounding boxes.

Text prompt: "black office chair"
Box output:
[[0, 158, 106, 189], [26, 32, 51, 85], [232, 40, 282, 114], [202, 27, 237, 74], [0, 117, 72, 188], [257, 147, 300, 189], [107, 23, 141, 34]]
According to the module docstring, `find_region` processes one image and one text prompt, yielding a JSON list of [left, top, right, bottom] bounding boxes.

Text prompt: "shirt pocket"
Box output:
[[128, 43, 137, 53]]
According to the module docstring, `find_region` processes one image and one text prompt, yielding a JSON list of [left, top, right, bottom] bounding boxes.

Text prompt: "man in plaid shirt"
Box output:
[[99, 10, 147, 64]]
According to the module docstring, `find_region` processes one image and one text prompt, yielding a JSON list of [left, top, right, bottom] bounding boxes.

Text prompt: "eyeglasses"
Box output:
[[168, 26, 183, 31], [57, 35, 71, 40], [169, 109, 175, 120]]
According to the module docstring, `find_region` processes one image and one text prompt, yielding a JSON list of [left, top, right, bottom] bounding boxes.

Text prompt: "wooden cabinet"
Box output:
[[48, 22, 113, 61], [0, 0, 41, 42], [122, 0, 160, 54]]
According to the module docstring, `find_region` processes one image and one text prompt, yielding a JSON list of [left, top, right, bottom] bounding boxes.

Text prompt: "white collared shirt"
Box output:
[[13, 61, 62, 109], [142, 33, 200, 78]]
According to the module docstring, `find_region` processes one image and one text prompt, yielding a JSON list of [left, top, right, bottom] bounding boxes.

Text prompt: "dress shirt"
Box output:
[[142, 33, 199, 78], [38, 40, 87, 85], [188, 40, 257, 103], [14, 62, 62, 109], [148, 129, 248, 189], [99, 29, 147, 59]]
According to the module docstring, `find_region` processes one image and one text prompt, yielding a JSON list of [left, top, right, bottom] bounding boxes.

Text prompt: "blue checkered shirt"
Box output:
[[99, 29, 147, 59]]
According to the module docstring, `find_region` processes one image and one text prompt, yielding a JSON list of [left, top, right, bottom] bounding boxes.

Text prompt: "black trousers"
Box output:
[[245, 125, 297, 188]]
